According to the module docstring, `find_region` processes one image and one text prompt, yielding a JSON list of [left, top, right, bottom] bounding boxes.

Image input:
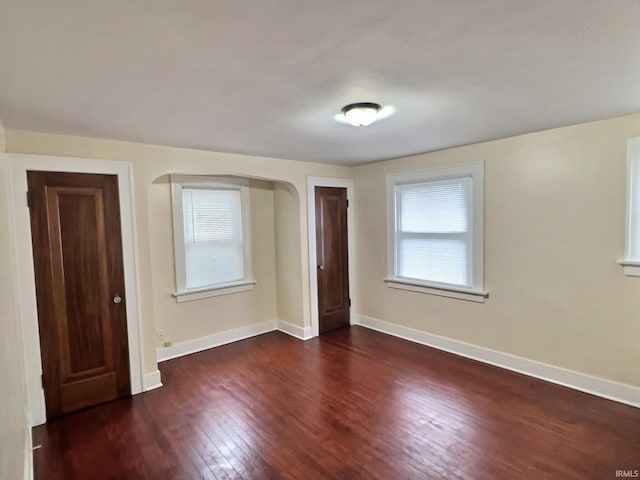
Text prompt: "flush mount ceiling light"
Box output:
[[341, 102, 381, 127]]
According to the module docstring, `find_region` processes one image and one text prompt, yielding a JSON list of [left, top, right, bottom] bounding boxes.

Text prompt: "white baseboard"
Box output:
[[142, 370, 163, 391], [277, 320, 313, 340], [156, 320, 278, 362], [354, 314, 640, 409]]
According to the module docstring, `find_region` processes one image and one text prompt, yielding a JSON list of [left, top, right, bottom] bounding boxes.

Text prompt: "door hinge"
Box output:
[[346, 199, 349, 208], [26, 191, 30, 208], [348, 298, 351, 307]]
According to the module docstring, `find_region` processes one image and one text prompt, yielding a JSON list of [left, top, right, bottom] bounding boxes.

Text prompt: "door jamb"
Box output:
[[8, 153, 145, 426], [307, 177, 356, 337]]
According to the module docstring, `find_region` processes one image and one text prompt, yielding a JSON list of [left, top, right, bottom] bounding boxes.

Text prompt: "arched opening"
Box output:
[[148, 174, 305, 355]]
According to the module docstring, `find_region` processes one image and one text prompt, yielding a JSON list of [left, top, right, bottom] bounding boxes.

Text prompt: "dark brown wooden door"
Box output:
[[27, 171, 131, 419], [315, 186, 350, 333]]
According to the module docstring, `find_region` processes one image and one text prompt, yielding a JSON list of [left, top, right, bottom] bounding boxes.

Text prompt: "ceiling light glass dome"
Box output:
[[341, 102, 381, 127]]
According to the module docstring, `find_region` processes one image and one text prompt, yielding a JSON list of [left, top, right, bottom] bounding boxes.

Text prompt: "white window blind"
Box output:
[[183, 188, 244, 290], [395, 178, 472, 287], [171, 175, 254, 302], [386, 161, 485, 302]]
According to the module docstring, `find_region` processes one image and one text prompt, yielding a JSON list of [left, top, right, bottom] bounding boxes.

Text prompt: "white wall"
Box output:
[[353, 113, 640, 388]]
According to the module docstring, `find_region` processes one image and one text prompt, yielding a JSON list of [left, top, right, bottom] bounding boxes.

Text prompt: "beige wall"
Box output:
[[4, 129, 352, 375], [354, 113, 640, 387], [0, 139, 29, 479], [274, 182, 304, 326]]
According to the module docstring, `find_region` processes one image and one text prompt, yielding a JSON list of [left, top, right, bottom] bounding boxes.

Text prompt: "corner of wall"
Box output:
[[0, 118, 6, 153]]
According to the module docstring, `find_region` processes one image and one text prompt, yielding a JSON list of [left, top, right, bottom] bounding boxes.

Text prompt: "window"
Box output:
[[385, 162, 487, 302], [171, 175, 254, 302], [619, 137, 640, 276]]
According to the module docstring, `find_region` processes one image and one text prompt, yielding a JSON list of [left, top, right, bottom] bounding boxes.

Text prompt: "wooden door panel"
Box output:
[[315, 187, 350, 333], [61, 372, 117, 414], [49, 188, 113, 379], [28, 171, 130, 418], [320, 197, 346, 311]]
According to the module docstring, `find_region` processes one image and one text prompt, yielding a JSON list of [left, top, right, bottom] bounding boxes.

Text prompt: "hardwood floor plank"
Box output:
[[33, 327, 640, 479]]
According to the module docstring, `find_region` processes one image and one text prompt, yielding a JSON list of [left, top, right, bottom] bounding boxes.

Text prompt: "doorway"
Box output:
[[28, 171, 131, 418], [9, 154, 144, 426], [314, 185, 351, 333]]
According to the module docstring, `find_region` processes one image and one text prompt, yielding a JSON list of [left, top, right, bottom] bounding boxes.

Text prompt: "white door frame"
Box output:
[[307, 176, 356, 337], [8, 153, 145, 426]]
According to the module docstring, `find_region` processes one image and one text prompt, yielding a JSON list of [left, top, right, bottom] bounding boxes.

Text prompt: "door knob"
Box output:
[[318, 265, 324, 271], [113, 295, 122, 304]]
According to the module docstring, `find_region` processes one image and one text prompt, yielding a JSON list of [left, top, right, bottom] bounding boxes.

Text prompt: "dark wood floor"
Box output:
[[33, 326, 640, 479]]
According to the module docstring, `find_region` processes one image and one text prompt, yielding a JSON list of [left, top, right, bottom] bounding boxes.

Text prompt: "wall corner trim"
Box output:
[[24, 418, 33, 480], [277, 320, 313, 340], [353, 314, 640, 409], [142, 370, 163, 392]]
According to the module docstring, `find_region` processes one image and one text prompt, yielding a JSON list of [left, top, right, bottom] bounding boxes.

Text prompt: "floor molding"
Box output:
[[354, 314, 640, 409], [142, 370, 163, 391], [156, 320, 278, 363], [277, 320, 313, 340]]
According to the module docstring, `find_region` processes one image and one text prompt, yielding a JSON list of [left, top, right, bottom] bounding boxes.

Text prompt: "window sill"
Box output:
[[173, 280, 256, 303], [617, 259, 640, 277], [383, 277, 488, 303]]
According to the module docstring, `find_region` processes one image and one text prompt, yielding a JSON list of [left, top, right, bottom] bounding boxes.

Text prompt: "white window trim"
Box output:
[[619, 137, 640, 276], [170, 175, 255, 302], [386, 161, 487, 302]]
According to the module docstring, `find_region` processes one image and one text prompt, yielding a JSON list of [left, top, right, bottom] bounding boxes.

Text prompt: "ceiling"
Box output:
[[1, 1, 639, 166]]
